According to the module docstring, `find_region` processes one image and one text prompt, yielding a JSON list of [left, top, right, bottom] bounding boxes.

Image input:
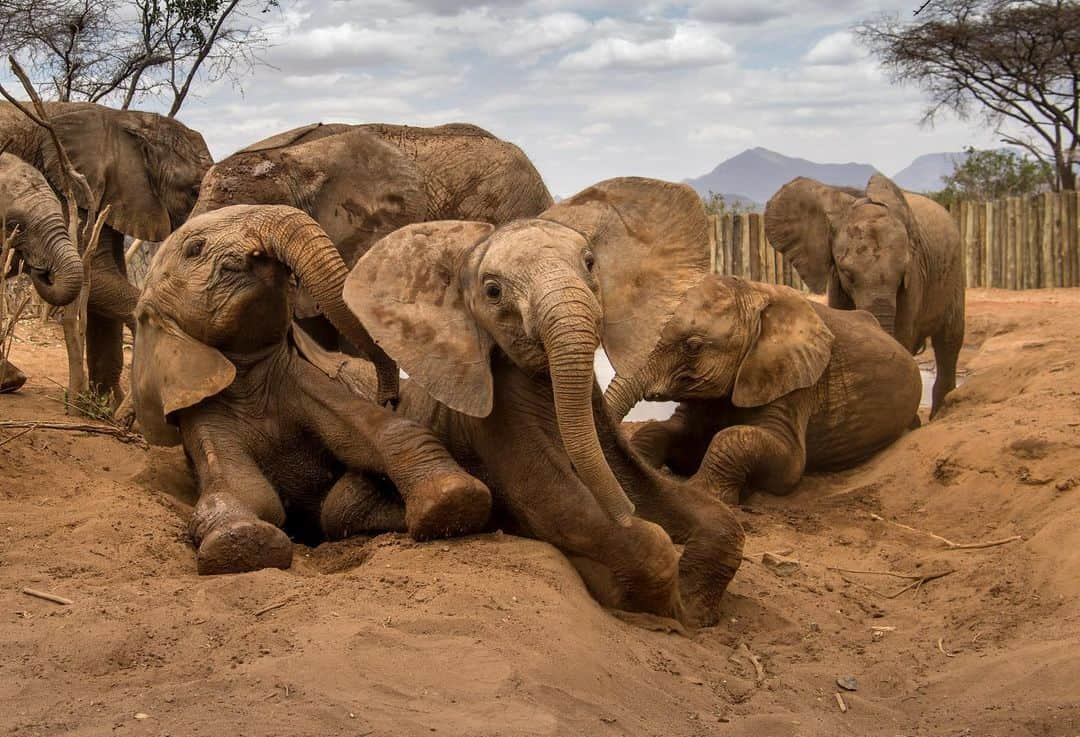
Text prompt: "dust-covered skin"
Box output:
[[345, 178, 744, 626], [606, 276, 921, 503], [132, 205, 491, 574], [192, 122, 553, 405], [765, 174, 964, 417], [0, 153, 84, 392], [0, 101, 212, 403]]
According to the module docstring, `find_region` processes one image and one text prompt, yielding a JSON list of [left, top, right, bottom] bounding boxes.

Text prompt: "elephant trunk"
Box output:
[[28, 220, 83, 306], [255, 206, 400, 405], [864, 294, 897, 338], [604, 370, 646, 423], [537, 277, 635, 526]]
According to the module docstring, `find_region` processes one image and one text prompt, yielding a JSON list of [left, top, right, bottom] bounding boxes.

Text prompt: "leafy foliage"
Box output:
[[929, 147, 1053, 206], [702, 191, 759, 217]]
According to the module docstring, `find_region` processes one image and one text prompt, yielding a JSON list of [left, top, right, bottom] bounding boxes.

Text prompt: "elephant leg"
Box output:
[[181, 419, 293, 575], [85, 312, 124, 405], [692, 423, 806, 504], [298, 363, 491, 541], [321, 472, 406, 540], [630, 405, 713, 475], [0, 359, 28, 393], [930, 317, 963, 419]]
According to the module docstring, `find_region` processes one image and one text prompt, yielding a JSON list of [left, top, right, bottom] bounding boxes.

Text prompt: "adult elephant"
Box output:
[[604, 276, 921, 503], [192, 121, 554, 405], [0, 101, 213, 403], [342, 178, 745, 627], [764, 174, 964, 417], [1, 153, 84, 392]]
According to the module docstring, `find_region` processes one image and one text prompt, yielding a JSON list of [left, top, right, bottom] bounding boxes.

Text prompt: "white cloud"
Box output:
[[803, 31, 867, 66], [493, 12, 590, 57], [558, 22, 735, 72], [689, 123, 753, 143]]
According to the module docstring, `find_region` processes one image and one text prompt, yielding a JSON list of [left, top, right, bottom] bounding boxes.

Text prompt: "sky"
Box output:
[[170, 0, 1002, 197]]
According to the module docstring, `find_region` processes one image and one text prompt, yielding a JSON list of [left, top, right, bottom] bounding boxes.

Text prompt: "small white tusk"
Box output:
[[250, 250, 263, 257]]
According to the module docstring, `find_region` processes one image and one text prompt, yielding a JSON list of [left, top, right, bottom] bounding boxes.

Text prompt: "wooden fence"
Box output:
[[708, 190, 1080, 290]]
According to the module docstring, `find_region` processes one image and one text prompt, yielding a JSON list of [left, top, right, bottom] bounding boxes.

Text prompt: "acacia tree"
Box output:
[[0, 0, 277, 116], [859, 0, 1080, 191]]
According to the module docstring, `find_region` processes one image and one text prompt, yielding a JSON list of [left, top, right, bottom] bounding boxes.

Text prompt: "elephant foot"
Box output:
[[113, 392, 136, 430], [403, 472, 491, 541], [676, 509, 746, 628], [196, 519, 293, 575], [619, 518, 685, 622], [0, 360, 27, 394]]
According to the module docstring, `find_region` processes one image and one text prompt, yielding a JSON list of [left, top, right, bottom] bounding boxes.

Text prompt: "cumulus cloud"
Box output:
[[493, 12, 590, 57], [803, 31, 866, 66], [558, 22, 735, 72]]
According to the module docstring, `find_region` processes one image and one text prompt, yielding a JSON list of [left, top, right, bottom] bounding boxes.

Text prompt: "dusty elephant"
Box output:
[[0, 101, 213, 403], [605, 275, 922, 503], [0, 153, 84, 392], [191, 122, 554, 405], [764, 174, 964, 417], [343, 178, 745, 627], [131, 205, 492, 574]]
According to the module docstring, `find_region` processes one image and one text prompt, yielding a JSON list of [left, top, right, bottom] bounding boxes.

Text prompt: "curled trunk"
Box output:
[[255, 206, 400, 405], [538, 281, 635, 526], [604, 370, 646, 423], [27, 222, 83, 306]]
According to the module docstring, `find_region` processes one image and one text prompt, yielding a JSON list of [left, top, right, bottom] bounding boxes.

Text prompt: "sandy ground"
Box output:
[[1, 288, 1079, 737]]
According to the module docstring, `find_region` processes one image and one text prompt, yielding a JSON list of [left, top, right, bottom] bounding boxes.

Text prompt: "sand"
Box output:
[[1, 288, 1079, 736]]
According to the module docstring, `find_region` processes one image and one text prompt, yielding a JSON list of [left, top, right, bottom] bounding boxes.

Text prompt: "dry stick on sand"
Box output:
[[734, 642, 765, 684], [21, 587, 73, 605], [254, 600, 290, 617], [834, 568, 956, 599], [870, 513, 1022, 550], [0, 420, 147, 447], [834, 692, 848, 713]]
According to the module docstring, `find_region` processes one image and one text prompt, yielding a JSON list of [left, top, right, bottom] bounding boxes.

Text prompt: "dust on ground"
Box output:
[[1, 289, 1078, 737]]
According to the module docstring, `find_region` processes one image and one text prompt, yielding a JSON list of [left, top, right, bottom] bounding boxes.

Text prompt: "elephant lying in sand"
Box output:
[[192, 122, 554, 405], [1, 101, 212, 404], [341, 177, 745, 626], [1, 153, 84, 393], [605, 275, 922, 503], [131, 205, 491, 574], [764, 173, 963, 417]]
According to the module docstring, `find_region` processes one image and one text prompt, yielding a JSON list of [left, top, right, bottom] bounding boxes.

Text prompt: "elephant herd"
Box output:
[[1, 101, 965, 627]]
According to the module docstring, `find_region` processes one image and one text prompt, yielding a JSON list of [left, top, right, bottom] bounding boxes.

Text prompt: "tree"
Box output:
[[702, 191, 759, 217], [0, 0, 277, 116], [930, 146, 1054, 206], [858, 0, 1080, 191]]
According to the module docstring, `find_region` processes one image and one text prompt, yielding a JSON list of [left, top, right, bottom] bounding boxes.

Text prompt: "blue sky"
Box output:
[[171, 0, 1000, 196]]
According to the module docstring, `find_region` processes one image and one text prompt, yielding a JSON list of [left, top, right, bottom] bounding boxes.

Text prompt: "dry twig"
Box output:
[[834, 692, 848, 713], [254, 601, 289, 617], [735, 642, 765, 684], [937, 637, 957, 658], [838, 567, 956, 599], [21, 587, 73, 605], [870, 513, 1022, 550], [0, 420, 146, 447]]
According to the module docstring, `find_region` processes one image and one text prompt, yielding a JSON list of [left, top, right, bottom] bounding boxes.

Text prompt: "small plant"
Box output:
[[66, 388, 117, 423]]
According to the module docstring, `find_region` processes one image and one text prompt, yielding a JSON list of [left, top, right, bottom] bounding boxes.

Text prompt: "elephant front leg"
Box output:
[[85, 312, 125, 406], [321, 472, 406, 540], [630, 404, 713, 476], [930, 320, 963, 419], [692, 423, 806, 505], [182, 420, 293, 575]]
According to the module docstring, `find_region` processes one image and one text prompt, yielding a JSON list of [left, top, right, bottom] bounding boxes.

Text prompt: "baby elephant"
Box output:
[[605, 276, 921, 503], [132, 205, 491, 574]]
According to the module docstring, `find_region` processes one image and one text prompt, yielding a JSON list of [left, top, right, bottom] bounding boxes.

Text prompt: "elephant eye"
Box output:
[[184, 238, 206, 259], [583, 250, 596, 272], [483, 279, 502, 302]]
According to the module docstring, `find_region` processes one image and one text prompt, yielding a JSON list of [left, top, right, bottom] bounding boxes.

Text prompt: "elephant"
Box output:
[[342, 177, 745, 626], [131, 204, 492, 575], [191, 121, 554, 405], [1, 152, 84, 393], [764, 173, 964, 417], [1, 101, 213, 403], [604, 275, 922, 504]]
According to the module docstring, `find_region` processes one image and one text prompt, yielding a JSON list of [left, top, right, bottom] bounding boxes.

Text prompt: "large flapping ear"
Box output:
[[43, 107, 173, 240], [132, 307, 236, 446], [732, 284, 835, 407], [539, 177, 710, 377], [236, 123, 354, 154], [865, 173, 924, 249], [763, 177, 856, 294], [343, 221, 496, 417]]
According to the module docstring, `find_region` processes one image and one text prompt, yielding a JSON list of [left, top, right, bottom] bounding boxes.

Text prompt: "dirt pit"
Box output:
[[2, 288, 1079, 737]]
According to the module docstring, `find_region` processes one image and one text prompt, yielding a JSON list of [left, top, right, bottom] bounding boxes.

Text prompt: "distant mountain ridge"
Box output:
[[684, 147, 971, 208]]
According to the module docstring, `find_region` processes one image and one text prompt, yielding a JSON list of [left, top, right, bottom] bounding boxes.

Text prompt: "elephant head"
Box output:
[[345, 177, 710, 526], [0, 153, 83, 305], [132, 205, 382, 445], [764, 174, 922, 340], [43, 105, 213, 241], [605, 277, 835, 420]]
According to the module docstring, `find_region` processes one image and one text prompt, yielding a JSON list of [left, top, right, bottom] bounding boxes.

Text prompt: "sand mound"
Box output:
[[2, 289, 1078, 736]]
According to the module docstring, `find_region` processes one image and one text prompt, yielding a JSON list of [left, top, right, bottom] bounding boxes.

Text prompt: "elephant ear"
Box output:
[[132, 308, 236, 446], [540, 177, 710, 377], [865, 173, 924, 249], [763, 177, 856, 294], [733, 286, 834, 408], [236, 123, 353, 154], [344, 221, 496, 417]]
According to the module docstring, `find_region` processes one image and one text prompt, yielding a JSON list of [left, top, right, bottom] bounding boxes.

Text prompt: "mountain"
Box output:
[[684, 147, 880, 205], [891, 152, 966, 193]]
